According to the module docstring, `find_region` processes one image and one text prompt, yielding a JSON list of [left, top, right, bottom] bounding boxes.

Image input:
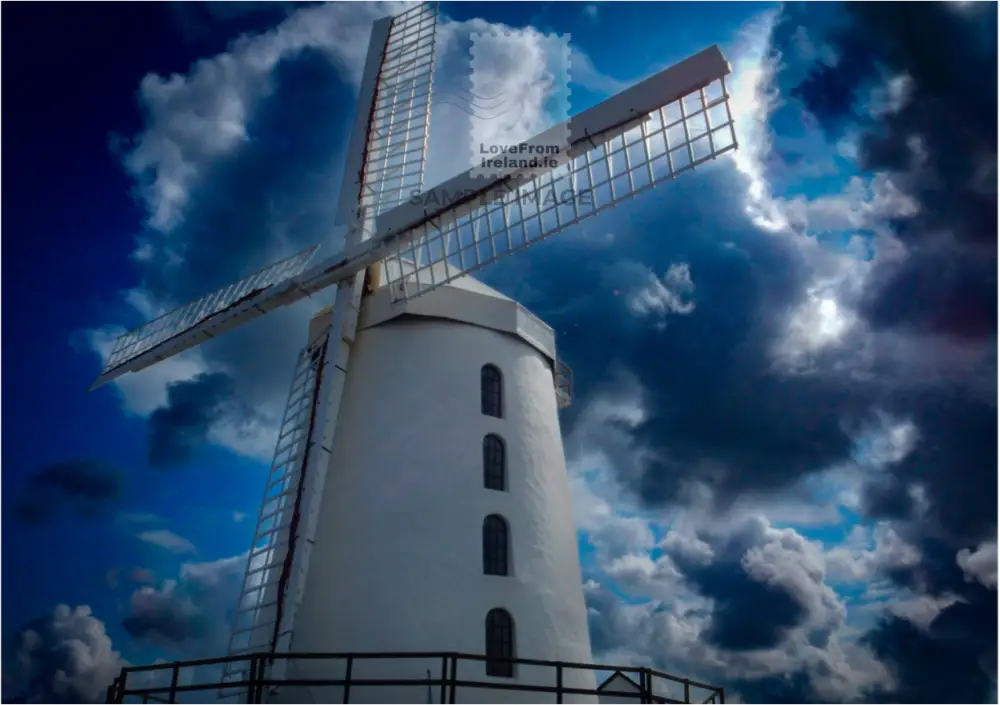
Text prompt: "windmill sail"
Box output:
[[376, 45, 736, 301], [90, 246, 320, 389]]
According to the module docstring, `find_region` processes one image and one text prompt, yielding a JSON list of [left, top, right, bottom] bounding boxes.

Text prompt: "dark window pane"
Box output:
[[485, 609, 514, 678], [483, 515, 509, 576], [483, 434, 505, 491], [481, 364, 503, 418]]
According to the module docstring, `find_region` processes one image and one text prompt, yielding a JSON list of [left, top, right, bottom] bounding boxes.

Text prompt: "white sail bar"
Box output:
[[90, 246, 320, 389]]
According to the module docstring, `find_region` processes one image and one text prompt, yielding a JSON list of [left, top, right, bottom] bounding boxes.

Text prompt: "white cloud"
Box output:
[[586, 516, 895, 702], [957, 541, 998, 589], [825, 523, 922, 583], [124, 1, 412, 234], [138, 529, 198, 555], [10, 605, 126, 703], [628, 263, 696, 321]]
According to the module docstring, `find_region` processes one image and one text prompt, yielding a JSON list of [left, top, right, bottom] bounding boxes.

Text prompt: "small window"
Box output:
[[483, 434, 506, 491], [481, 364, 503, 418], [485, 608, 515, 678], [483, 514, 509, 576]]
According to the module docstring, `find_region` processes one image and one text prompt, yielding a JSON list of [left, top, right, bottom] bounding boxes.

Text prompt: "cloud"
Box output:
[[584, 517, 895, 703], [147, 372, 261, 468], [627, 263, 697, 322], [13, 460, 124, 524], [957, 541, 998, 590], [122, 553, 247, 655], [6, 605, 125, 703], [137, 530, 197, 555], [667, 517, 845, 653]]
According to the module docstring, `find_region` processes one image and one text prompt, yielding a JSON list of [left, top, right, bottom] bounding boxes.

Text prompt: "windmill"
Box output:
[[95, 3, 737, 703]]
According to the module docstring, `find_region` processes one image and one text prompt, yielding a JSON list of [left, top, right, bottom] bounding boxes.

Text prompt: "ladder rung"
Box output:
[[251, 522, 293, 541], [244, 554, 285, 579], [233, 588, 281, 615], [256, 501, 291, 526], [248, 538, 289, 559], [267, 457, 305, 486], [228, 635, 290, 656], [233, 599, 279, 620], [263, 484, 299, 505], [229, 622, 275, 639]]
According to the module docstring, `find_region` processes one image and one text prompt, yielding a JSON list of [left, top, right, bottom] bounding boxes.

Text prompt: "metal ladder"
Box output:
[[218, 268, 366, 700]]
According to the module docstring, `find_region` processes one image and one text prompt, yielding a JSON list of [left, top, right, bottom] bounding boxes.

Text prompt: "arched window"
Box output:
[[481, 364, 503, 418], [482, 514, 509, 576], [485, 608, 515, 678], [483, 434, 506, 491]]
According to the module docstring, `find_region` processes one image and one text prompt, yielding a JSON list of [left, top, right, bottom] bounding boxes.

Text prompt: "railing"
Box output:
[[555, 358, 573, 408], [106, 651, 724, 704]]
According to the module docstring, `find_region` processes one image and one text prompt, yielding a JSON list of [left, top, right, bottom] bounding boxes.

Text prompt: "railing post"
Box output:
[[106, 680, 116, 704], [719, 687, 725, 705], [641, 668, 651, 704], [683, 678, 690, 703], [439, 656, 448, 704], [257, 657, 269, 704], [556, 663, 563, 704], [168, 664, 180, 704], [448, 655, 458, 704], [343, 656, 354, 703], [118, 672, 128, 704], [246, 656, 258, 705]]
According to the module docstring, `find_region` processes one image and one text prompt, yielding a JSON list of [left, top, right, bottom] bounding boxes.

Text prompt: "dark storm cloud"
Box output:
[[127, 48, 352, 411], [148, 372, 237, 468], [121, 555, 244, 654], [121, 596, 211, 646], [792, 2, 998, 342], [785, 0, 1000, 554], [668, 517, 842, 652], [779, 4, 998, 701], [170, 1, 296, 44], [864, 616, 988, 704], [13, 459, 124, 524], [728, 672, 819, 705], [486, 168, 871, 507], [672, 553, 804, 651], [137, 49, 347, 304]]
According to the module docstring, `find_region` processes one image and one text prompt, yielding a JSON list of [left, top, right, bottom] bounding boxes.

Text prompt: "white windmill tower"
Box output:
[[95, 3, 736, 703]]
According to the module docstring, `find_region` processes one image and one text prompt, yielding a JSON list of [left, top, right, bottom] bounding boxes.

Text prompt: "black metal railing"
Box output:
[[106, 651, 725, 704]]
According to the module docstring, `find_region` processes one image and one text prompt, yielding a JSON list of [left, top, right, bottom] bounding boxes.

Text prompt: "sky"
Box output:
[[2, 1, 997, 703]]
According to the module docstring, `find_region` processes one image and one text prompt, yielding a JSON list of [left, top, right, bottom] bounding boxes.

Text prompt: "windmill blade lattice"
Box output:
[[362, 1, 438, 216], [382, 70, 736, 302]]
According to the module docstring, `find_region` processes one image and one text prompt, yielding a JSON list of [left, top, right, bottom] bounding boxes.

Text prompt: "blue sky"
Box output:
[[3, 2, 997, 703]]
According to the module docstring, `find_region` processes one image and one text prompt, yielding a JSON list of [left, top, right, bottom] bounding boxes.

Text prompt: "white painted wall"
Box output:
[[281, 283, 595, 704], [597, 673, 642, 705]]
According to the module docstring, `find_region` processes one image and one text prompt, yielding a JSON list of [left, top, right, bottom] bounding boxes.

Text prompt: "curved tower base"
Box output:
[[279, 276, 595, 703]]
